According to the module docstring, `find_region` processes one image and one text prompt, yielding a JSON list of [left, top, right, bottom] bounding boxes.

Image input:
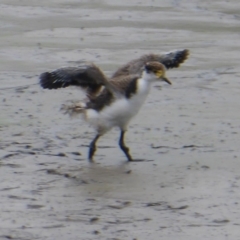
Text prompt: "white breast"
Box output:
[[127, 78, 150, 114], [86, 78, 151, 133]]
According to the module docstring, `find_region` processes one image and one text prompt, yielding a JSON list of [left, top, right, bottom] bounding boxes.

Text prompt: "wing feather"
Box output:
[[86, 74, 139, 111], [112, 49, 189, 78], [39, 63, 107, 96]]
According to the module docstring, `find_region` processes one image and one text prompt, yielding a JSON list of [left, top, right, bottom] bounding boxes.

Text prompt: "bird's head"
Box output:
[[143, 61, 172, 85]]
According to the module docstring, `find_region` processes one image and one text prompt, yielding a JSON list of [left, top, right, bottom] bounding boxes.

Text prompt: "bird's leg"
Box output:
[[88, 134, 101, 162], [119, 130, 133, 161]]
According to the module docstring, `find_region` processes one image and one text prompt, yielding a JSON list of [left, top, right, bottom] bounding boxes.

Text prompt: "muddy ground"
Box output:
[[1, 0, 240, 239]]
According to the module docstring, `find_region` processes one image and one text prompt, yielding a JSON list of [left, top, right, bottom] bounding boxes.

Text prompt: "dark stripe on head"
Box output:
[[145, 61, 165, 73]]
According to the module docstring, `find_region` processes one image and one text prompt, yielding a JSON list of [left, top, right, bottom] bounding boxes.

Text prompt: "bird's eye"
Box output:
[[145, 65, 151, 73]]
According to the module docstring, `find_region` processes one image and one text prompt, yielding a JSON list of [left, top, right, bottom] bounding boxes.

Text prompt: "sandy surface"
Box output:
[[1, 0, 240, 239]]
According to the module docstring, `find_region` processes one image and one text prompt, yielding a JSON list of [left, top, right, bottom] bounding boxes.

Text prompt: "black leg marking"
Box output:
[[88, 134, 101, 162], [119, 130, 133, 161]]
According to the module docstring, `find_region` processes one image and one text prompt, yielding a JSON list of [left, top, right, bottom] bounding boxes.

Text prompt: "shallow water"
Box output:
[[1, 1, 240, 239]]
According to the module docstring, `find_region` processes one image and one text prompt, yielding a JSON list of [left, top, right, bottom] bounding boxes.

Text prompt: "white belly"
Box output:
[[86, 78, 150, 134]]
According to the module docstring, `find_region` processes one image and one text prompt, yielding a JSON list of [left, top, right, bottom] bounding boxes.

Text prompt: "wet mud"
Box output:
[[1, 0, 240, 239]]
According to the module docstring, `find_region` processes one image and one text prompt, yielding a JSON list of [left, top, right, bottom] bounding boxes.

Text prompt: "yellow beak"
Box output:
[[155, 70, 172, 85]]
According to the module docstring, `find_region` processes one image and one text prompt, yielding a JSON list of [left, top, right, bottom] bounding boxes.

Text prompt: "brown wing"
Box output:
[[39, 63, 108, 97], [110, 75, 139, 98], [157, 49, 189, 69], [86, 74, 139, 111], [112, 49, 189, 78]]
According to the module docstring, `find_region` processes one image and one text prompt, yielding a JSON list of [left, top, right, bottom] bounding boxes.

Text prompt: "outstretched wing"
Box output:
[[39, 63, 107, 96], [157, 49, 189, 69], [111, 49, 189, 78]]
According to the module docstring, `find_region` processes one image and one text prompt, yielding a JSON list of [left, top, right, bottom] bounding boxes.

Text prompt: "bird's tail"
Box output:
[[60, 101, 86, 117]]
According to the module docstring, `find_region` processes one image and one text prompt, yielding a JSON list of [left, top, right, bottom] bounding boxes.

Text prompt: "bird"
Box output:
[[39, 49, 189, 162]]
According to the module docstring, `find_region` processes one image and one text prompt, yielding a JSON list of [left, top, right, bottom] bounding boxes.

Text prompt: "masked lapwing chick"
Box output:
[[39, 61, 172, 162]]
